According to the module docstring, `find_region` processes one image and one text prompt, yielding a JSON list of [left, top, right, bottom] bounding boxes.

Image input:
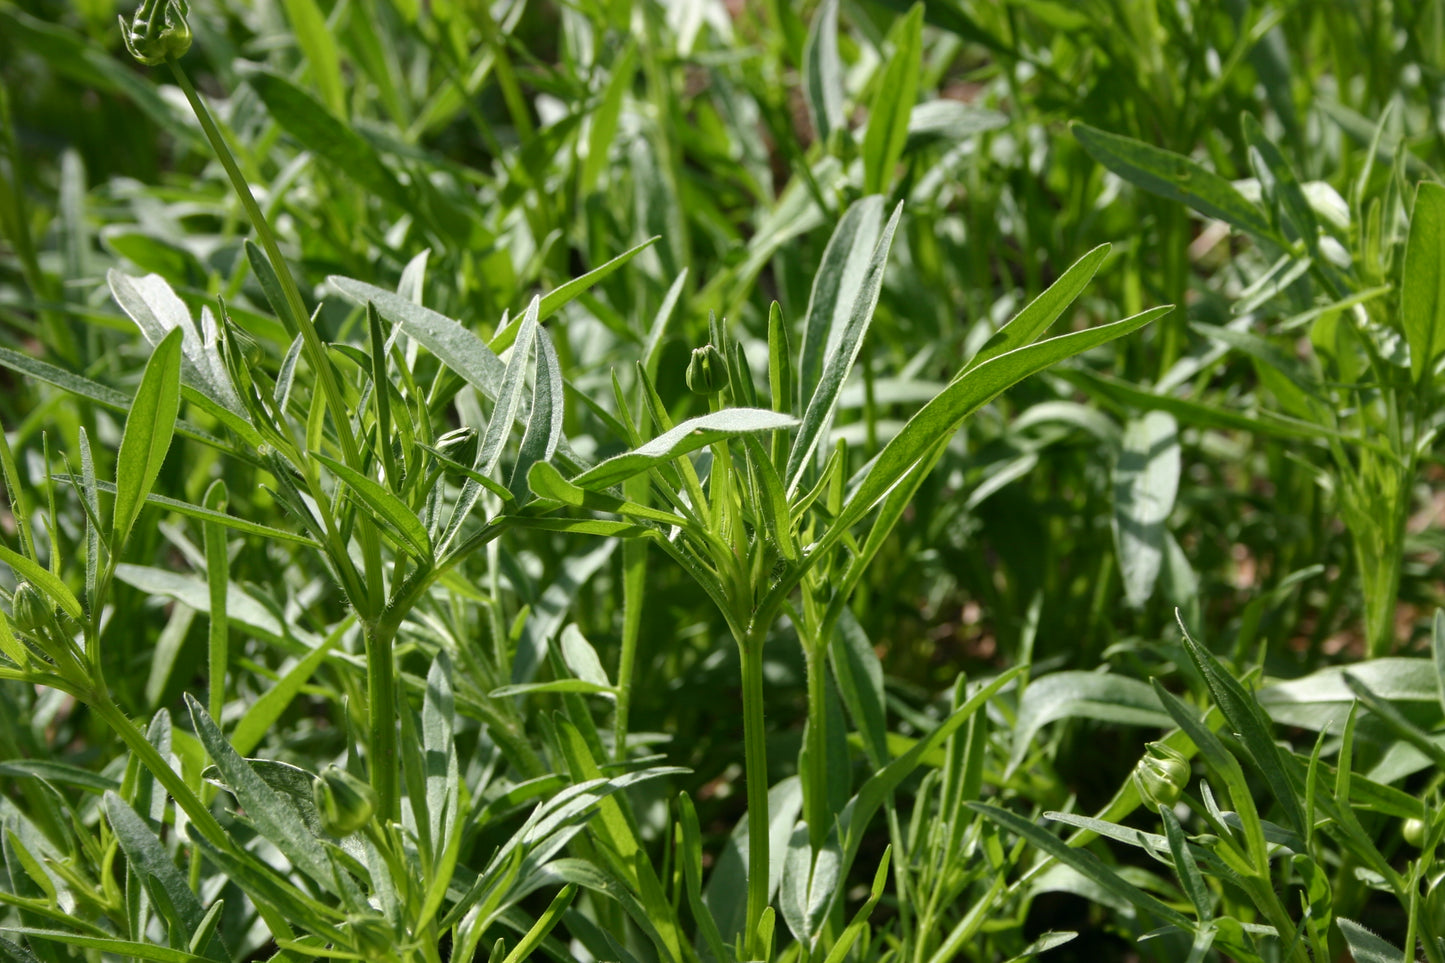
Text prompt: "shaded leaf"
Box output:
[[1112, 411, 1180, 608], [1402, 181, 1445, 382], [1073, 123, 1275, 240]]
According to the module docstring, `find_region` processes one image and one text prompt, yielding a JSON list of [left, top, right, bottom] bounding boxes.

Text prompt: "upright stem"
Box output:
[[738, 631, 771, 958], [614, 535, 646, 762], [363, 620, 399, 822], [801, 632, 829, 850]]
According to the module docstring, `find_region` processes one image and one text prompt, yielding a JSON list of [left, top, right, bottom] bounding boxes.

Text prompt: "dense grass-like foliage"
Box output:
[[1, 1, 1444, 961]]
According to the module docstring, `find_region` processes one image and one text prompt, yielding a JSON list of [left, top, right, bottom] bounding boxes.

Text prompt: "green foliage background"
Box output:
[[1, 0, 1444, 961]]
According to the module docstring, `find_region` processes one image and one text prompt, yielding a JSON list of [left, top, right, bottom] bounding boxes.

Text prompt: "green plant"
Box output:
[[3, 0, 1445, 960]]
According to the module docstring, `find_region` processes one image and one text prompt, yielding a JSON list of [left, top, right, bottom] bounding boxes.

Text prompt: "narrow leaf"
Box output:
[[1073, 123, 1276, 240], [1402, 181, 1445, 382], [571, 409, 798, 491], [185, 695, 334, 887], [113, 327, 183, 547], [788, 202, 903, 491], [967, 803, 1192, 929], [861, 4, 923, 195], [245, 68, 409, 211], [0, 545, 82, 623], [798, 197, 885, 410], [313, 453, 431, 560], [821, 307, 1169, 558], [803, 0, 845, 145], [968, 244, 1110, 369]]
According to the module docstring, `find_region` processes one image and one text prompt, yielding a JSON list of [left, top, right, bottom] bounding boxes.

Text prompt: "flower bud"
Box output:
[[11, 582, 53, 635], [1404, 817, 1429, 849], [435, 427, 479, 473], [120, 0, 192, 65], [1133, 742, 1190, 809], [686, 344, 728, 396], [312, 765, 377, 837]]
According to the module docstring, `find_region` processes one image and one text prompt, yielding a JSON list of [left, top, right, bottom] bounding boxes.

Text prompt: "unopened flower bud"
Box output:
[[1404, 817, 1429, 849], [1133, 742, 1190, 809], [435, 427, 478, 473], [11, 582, 52, 635], [120, 0, 192, 65], [686, 344, 728, 396], [312, 765, 377, 837]]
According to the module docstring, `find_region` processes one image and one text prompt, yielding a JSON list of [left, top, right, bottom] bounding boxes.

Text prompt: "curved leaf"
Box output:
[[572, 409, 798, 491], [1007, 671, 1171, 775]]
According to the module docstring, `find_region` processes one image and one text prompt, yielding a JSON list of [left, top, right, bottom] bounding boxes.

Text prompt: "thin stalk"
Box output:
[[614, 534, 646, 762], [798, 593, 829, 852], [203, 483, 228, 721], [363, 619, 400, 823], [739, 630, 771, 958]]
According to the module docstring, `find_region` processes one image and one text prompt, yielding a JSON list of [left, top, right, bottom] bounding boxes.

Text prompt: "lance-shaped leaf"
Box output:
[[788, 202, 903, 492], [1402, 181, 1445, 383], [1073, 123, 1276, 241], [51, 477, 314, 546], [437, 297, 538, 555], [815, 306, 1170, 562], [967, 244, 1110, 370], [0, 545, 82, 623], [108, 271, 245, 417], [861, 4, 922, 196], [185, 694, 334, 888], [103, 793, 229, 962], [798, 197, 885, 416], [1179, 625, 1305, 835], [479, 296, 539, 477], [537, 238, 658, 324], [969, 802, 1193, 930], [803, 0, 844, 145], [1336, 919, 1404, 963], [330, 276, 587, 473], [313, 453, 431, 560], [529, 462, 689, 528], [570, 409, 798, 492], [113, 327, 183, 548], [509, 327, 563, 502], [244, 67, 410, 212]]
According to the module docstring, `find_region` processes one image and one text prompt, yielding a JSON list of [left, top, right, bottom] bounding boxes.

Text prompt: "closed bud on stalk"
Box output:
[[312, 765, 377, 837], [686, 343, 728, 396], [11, 582, 53, 635], [1133, 742, 1190, 809], [435, 427, 478, 472], [120, 0, 192, 65], [1403, 816, 1428, 849]]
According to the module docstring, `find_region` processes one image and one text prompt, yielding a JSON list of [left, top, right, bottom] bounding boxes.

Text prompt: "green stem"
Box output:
[[363, 619, 399, 823], [614, 535, 646, 762], [739, 631, 771, 958], [800, 615, 828, 851]]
